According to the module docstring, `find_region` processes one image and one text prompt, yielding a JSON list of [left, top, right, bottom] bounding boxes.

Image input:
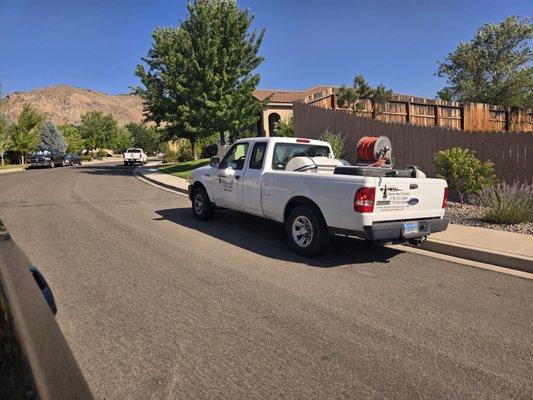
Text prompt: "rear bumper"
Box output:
[[28, 161, 53, 167], [363, 218, 448, 241], [329, 218, 448, 242]]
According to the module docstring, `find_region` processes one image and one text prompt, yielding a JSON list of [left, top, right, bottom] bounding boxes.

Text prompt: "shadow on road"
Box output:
[[79, 164, 136, 177], [155, 207, 402, 268]]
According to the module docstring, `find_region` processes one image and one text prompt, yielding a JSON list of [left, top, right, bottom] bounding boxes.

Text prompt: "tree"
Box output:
[[59, 124, 85, 153], [112, 127, 134, 153], [79, 111, 118, 150], [273, 116, 294, 137], [336, 75, 393, 116], [134, 0, 266, 159], [436, 16, 533, 108], [38, 121, 67, 153], [124, 122, 162, 154], [0, 113, 12, 166], [11, 104, 44, 164], [320, 129, 346, 159]]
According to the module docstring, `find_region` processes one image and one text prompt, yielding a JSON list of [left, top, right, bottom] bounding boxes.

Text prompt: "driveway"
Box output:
[[0, 163, 531, 399]]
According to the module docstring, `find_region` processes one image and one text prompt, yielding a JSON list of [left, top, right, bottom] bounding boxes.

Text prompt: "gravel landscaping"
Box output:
[[445, 201, 533, 235]]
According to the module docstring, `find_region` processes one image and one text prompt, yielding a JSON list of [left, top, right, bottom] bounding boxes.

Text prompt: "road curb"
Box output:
[[134, 167, 189, 196], [419, 239, 533, 274]]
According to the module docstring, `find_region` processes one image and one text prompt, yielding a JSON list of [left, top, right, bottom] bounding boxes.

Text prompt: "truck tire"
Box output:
[[191, 186, 214, 221], [286, 205, 329, 257]]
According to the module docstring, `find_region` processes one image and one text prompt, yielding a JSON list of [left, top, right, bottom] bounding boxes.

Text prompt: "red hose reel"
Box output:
[[356, 136, 392, 167]]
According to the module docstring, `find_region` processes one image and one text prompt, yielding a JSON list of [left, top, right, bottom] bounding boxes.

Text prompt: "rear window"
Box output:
[[126, 149, 141, 153], [272, 143, 331, 170]]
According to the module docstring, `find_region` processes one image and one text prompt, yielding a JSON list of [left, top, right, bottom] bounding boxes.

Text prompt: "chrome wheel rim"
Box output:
[[292, 215, 314, 247], [194, 193, 204, 214]]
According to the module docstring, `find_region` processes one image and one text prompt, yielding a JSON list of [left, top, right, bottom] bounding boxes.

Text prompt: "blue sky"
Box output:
[[0, 0, 531, 98]]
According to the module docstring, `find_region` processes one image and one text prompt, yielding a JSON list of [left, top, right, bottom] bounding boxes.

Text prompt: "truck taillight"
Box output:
[[354, 187, 375, 213], [442, 187, 448, 209]]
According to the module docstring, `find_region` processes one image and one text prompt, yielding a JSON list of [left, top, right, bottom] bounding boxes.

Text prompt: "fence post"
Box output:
[[435, 104, 441, 127]]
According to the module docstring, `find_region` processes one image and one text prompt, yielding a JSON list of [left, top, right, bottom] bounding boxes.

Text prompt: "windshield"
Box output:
[[271, 143, 331, 170]]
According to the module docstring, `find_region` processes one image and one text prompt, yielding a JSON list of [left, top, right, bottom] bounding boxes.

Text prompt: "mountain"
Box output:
[[1, 85, 145, 126]]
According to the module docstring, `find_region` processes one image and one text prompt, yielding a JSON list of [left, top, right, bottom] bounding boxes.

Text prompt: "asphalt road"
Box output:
[[0, 162, 531, 400]]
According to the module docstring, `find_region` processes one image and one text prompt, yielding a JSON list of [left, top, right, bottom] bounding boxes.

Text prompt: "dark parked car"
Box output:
[[64, 153, 82, 166], [27, 149, 66, 168]]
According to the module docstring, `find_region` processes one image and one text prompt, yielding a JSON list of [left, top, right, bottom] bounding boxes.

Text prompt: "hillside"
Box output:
[[1, 85, 145, 126]]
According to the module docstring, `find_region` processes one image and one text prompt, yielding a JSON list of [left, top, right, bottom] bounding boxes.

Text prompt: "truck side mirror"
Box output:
[[210, 157, 220, 168]]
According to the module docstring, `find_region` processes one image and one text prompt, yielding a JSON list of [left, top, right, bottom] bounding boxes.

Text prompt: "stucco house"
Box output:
[[252, 85, 336, 136]]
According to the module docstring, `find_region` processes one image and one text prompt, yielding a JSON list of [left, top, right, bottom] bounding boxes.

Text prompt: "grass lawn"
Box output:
[[157, 158, 210, 180]]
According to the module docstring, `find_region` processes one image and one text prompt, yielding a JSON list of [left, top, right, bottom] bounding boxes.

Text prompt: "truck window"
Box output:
[[221, 142, 249, 170], [249, 142, 266, 169], [271, 143, 331, 170]]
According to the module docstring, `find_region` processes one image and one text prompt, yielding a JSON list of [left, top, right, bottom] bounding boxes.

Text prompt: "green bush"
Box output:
[[319, 129, 345, 158], [177, 143, 193, 162], [163, 148, 178, 164], [434, 147, 496, 203], [473, 182, 533, 224], [273, 117, 294, 137], [96, 149, 108, 159], [81, 155, 92, 162]]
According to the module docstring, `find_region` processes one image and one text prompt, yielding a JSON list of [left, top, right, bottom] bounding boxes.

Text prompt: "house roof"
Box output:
[[253, 85, 334, 103]]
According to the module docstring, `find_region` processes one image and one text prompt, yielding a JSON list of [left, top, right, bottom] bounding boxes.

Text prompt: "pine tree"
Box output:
[[336, 75, 393, 116], [134, 0, 265, 158], [38, 121, 67, 153]]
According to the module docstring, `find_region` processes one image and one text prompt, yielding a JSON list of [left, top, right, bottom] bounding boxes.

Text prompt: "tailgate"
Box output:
[[371, 177, 446, 222]]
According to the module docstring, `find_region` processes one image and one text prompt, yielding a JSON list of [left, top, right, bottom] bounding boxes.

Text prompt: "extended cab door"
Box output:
[[212, 141, 250, 210], [242, 141, 267, 216]]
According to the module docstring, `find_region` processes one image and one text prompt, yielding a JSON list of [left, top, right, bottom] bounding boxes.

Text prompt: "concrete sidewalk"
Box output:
[[421, 224, 532, 273], [135, 165, 532, 273], [136, 165, 189, 194]]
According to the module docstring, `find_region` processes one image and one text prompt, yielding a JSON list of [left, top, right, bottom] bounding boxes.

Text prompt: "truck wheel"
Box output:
[[286, 205, 329, 257], [191, 186, 214, 221]]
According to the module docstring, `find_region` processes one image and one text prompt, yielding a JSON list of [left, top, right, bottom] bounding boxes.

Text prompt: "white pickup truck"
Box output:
[[189, 137, 448, 256], [123, 148, 147, 166]]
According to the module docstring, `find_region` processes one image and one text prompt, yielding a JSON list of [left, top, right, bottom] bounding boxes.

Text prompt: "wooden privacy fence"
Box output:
[[307, 93, 533, 132], [294, 102, 533, 183]]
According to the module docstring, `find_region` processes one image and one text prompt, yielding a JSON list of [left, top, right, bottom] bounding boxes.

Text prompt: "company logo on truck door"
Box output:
[[407, 198, 419, 205]]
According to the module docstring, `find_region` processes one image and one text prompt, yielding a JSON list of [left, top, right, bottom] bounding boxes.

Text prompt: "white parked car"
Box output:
[[123, 148, 147, 166], [188, 137, 448, 257]]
